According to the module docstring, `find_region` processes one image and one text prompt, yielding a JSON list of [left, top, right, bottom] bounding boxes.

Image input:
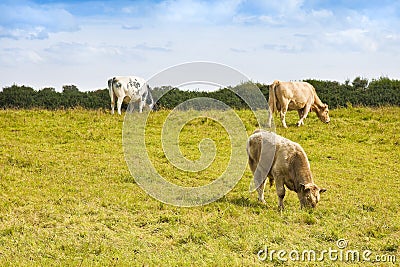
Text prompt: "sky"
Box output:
[[1, 0, 399, 91]]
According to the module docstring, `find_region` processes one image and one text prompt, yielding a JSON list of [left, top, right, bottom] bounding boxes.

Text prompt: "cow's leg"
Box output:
[[279, 99, 289, 128], [109, 91, 116, 114], [117, 97, 124, 115], [267, 107, 273, 128], [256, 179, 267, 204], [280, 109, 288, 128], [296, 108, 305, 126], [297, 109, 304, 120], [297, 104, 311, 126], [275, 179, 286, 210], [138, 99, 144, 113], [110, 96, 115, 115], [148, 91, 154, 110]]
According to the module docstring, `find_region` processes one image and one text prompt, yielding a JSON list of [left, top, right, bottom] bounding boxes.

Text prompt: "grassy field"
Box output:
[[0, 107, 399, 266]]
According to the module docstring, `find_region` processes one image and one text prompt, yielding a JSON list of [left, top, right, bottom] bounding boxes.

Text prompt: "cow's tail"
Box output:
[[108, 77, 116, 93], [247, 133, 273, 192], [108, 77, 114, 100], [107, 78, 113, 92], [108, 77, 116, 114], [246, 137, 259, 176], [268, 80, 279, 114]]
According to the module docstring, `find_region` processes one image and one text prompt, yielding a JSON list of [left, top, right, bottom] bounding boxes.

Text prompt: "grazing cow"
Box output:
[[247, 129, 326, 210], [108, 76, 154, 115], [267, 80, 330, 128]]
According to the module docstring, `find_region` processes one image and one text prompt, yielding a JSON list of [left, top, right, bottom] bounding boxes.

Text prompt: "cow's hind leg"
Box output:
[[117, 97, 124, 115], [280, 109, 288, 128], [110, 92, 116, 114], [110, 99, 115, 115], [267, 108, 274, 128], [251, 163, 267, 204], [278, 99, 289, 128], [256, 179, 267, 204], [138, 99, 145, 113]]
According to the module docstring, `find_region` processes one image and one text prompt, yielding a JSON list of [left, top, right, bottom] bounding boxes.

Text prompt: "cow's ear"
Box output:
[[320, 188, 327, 194]]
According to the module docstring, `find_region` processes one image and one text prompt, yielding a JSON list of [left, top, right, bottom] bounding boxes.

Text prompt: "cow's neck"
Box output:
[[290, 152, 313, 191], [311, 94, 324, 111]]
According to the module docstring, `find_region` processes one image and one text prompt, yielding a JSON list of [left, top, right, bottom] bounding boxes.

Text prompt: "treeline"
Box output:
[[0, 85, 109, 110], [305, 77, 400, 108], [0, 77, 399, 110], [151, 82, 269, 110]]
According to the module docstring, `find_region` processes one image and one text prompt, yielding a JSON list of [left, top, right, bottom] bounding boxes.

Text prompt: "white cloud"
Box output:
[[0, 47, 43, 65], [0, 25, 50, 40], [324, 29, 378, 52], [0, 2, 79, 40], [230, 47, 247, 53], [134, 43, 172, 52], [122, 25, 143, 30], [153, 0, 241, 24], [43, 41, 146, 65], [310, 9, 333, 19], [121, 6, 138, 14], [263, 43, 303, 53]]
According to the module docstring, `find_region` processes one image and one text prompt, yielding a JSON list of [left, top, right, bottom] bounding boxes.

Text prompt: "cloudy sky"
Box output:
[[1, 0, 399, 91]]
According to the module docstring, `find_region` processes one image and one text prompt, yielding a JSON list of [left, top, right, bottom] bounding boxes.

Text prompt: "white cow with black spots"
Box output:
[[108, 76, 154, 115]]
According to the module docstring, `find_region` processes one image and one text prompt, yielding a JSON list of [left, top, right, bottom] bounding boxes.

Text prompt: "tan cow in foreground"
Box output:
[[268, 80, 330, 128], [247, 129, 326, 210]]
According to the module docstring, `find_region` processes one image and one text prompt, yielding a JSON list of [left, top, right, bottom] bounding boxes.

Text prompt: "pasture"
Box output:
[[0, 107, 399, 266]]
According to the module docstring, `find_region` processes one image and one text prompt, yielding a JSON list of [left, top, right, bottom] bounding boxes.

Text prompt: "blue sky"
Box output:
[[1, 0, 399, 91]]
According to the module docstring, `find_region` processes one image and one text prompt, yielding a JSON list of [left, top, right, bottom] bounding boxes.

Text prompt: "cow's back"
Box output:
[[275, 81, 315, 110], [247, 130, 307, 178], [112, 76, 147, 98]]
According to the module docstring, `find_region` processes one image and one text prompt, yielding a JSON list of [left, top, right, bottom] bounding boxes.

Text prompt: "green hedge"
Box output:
[[1, 77, 399, 110], [304, 77, 400, 108]]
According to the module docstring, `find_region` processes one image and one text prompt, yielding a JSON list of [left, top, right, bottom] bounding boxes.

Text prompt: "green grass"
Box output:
[[0, 107, 399, 266]]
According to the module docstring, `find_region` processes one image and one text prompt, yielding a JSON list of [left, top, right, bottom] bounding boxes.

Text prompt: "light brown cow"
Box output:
[[246, 129, 326, 210], [267, 80, 330, 128]]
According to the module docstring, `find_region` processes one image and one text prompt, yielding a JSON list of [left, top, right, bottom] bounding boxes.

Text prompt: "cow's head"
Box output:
[[298, 183, 327, 208], [316, 104, 330, 124]]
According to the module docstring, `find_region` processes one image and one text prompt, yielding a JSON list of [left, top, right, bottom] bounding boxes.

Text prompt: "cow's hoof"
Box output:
[[278, 204, 284, 211]]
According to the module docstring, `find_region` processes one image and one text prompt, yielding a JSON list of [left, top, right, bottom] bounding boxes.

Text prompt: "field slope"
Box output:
[[0, 107, 399, 266]]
